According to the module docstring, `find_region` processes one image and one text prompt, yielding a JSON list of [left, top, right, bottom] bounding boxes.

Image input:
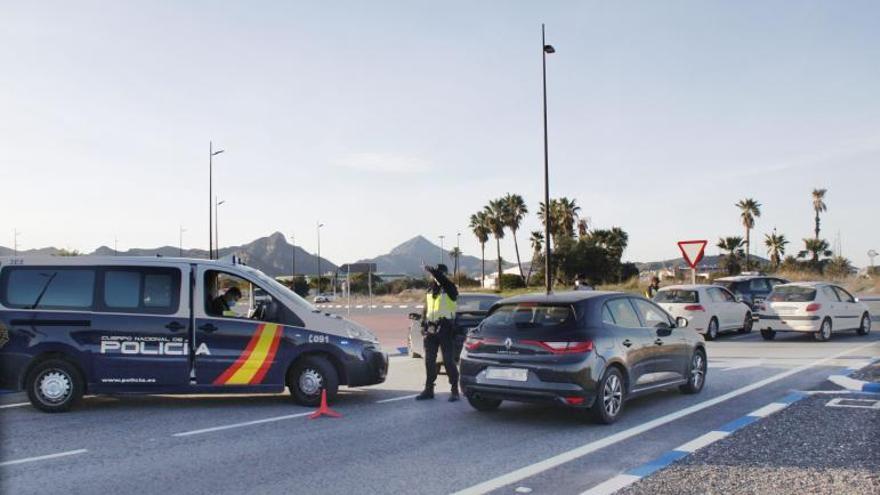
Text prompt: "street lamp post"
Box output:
[[13, 229, 20, 256], [215, 198, 225, 258], [541, 24, 555, 295], [316, 222, 324, 295], [439, 235, 445, 265], [290, 233, 296, 283], [179, 226, 186, 257], [869, 249, 878, 275], [208, 141, 225, 260], [456, 232, 461, 286]]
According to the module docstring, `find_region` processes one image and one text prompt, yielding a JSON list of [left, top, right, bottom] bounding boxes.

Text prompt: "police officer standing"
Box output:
[[416, 264, 460, 402]]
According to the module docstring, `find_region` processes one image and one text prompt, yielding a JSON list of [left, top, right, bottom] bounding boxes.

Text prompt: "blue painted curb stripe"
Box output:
[[717, 415, 759, 432], [780, 391, 806, 404], [626, 450, 689, 477], [863, 383, 880, 393]]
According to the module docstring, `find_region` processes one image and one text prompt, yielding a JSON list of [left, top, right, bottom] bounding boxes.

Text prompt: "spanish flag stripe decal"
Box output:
[[213, 323, 266, 385], [223, 324, 281, 385], [249, 325, 283, 385]]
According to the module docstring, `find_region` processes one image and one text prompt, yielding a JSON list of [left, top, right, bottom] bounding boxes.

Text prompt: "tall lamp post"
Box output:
[[541, 24, 555, 295], [290, 233, 296, 283], [13, 229, 20, 256], [316, 222, 325, 295], [439, 235, 445, 265], [869, 249, 878, 275], [215, 198, 225, 258], [179, 226, 186, 257], [208, 141, 225, 260], [456, 232, 461, 286]]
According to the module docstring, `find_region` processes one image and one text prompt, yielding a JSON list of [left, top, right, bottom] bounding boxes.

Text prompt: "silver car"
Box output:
[[407, 294, 501, 369]]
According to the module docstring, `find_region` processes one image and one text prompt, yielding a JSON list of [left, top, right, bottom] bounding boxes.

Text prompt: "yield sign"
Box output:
[[678, 240, 708, 269]]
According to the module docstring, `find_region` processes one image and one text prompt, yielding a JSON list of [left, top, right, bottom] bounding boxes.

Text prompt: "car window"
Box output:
[[769, 286, 816, 302], [205, 270, 281, 323], [601, 304, 615, 325], [831, 286, 854, 303], [103, 268, 179, 314], [605, 298, 642, 328], [749, 279, 770, 291], [821, 286, 840, 302], [768, 279, 785, 288], [457, 296, 499, 312], [713, 287, 735, 302], [482, 303, 575, 330], [631, 298, 672, 328], [1, 267, 96, 310], [654, 289, 698, 303]]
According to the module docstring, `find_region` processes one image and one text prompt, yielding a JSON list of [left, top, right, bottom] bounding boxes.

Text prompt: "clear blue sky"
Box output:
[[2, 1, 878, 265]]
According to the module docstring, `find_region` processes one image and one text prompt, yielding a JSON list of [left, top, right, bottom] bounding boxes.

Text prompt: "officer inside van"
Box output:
[[210, 287, 242, 317]]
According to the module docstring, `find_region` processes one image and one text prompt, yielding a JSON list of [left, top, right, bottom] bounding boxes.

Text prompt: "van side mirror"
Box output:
[[408, 312, 422, 321], [675, 316, 689, 328]]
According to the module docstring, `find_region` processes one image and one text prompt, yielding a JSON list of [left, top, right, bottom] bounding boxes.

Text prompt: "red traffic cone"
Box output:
[[309, 389, 342, 419]]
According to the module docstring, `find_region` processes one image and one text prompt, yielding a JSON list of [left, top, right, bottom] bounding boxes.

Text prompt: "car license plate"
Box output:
[[486, 367, 528, 382]]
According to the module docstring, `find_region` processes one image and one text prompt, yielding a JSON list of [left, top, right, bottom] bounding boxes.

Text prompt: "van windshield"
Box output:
[[768, 286, 816, 302], [482, 303, 575, 330], [248, 269, 318, 313], [654, 290, 699, 304]]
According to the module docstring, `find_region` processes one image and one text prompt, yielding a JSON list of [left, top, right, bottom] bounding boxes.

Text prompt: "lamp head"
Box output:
[[544, 44, 555, 54]]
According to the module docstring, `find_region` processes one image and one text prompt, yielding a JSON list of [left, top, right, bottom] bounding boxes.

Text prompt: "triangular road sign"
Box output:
[[678, 240, 708, 269]]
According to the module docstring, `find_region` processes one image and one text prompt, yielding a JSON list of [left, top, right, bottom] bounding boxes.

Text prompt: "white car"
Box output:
[[653, 284, 753, 340], [756, 282, 872, 341]]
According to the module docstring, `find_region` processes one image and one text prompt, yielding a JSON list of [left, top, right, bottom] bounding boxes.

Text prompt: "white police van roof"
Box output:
[[0, 255, 243, 267]]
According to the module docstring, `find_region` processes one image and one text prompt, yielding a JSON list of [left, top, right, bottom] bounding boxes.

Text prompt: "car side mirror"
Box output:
[[408, 312, 422, 321], [675, 316, 689, 328], [735, 296, 743, 303]]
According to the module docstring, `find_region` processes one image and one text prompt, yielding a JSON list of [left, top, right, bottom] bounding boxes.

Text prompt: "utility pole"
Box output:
[[541, 24, 556, 295]]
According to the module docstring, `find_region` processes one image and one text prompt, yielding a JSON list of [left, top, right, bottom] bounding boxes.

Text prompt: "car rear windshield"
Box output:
[[654, 290, 699, 304], [481, 303, 575, 330], [768, 286, 816, 302], [457, 296, 498, 312]]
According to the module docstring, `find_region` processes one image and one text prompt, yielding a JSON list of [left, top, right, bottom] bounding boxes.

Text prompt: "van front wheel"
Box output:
[[26, 359, 84, 413], [288, 356, 339, 407]]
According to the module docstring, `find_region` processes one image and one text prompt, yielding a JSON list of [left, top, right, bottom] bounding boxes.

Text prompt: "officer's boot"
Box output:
[[448, 383, 460, 402], [415, 386, 434, 400]]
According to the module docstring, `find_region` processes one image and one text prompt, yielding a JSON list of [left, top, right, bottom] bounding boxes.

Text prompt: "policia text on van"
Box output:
[[0, 256, 388, 412]]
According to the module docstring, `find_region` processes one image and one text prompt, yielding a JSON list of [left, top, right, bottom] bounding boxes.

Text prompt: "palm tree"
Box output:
[[736, 198, 761, 270], [502, 193, 528, 283], [812, 188, 827, 240], [449, 247, 462, 282], [798, 238, 832, 265], [485, 200, 508, 291], [469, 212, 490, 287], [556, 197, 581, 239], [764, 232, 789, 269], [577, 219, 589, 238], [717, 236, 744, 275], [525, 230, 544, 286]]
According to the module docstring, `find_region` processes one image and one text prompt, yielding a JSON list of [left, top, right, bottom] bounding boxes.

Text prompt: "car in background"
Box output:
[[407, 293, 501, 368], [459, 291, 706, 424], [714, 274, 788, 310], [313, 293, 335, 304], [654, 284, 752, 340], [756, 282, 871, 341]]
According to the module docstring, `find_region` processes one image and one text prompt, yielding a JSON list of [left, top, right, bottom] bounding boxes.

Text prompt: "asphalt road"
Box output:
[[2, 330, 878, 495]]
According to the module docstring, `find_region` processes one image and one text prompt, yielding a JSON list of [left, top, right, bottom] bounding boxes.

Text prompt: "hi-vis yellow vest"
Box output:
[[425, 292, 457, 322]]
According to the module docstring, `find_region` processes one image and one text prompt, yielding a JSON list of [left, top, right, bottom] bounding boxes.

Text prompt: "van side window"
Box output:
[[102, 268, 180, 314], [1, 267, 96, 310]]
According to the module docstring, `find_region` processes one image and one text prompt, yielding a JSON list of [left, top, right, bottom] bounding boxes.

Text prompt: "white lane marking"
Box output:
[[453, 341, 879, 495], [355, 305, 364, 309], [748, 402, 787, 418], [0, 402, 29, 409], [580, 474, 641, 495], [383, 305, 393, 308], [676, 430, 729, 453], [0, 449, 88, 467], [173, 412, 313, 437], [376, 394, 419, 404]]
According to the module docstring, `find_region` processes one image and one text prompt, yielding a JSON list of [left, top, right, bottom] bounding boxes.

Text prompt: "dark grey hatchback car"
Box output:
[[459, 291, 707, 423]]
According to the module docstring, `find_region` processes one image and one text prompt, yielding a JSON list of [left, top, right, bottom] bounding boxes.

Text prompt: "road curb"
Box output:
[[827, 357, 880, 393], [582, 392, 806, 495]]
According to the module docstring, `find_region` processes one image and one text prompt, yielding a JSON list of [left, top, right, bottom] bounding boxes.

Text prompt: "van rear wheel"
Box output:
[[26, 359, 84, 413], [288, 356, 339, 407]]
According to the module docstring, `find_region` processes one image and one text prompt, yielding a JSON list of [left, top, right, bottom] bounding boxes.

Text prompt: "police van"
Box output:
[[0, 256, 388, 412]]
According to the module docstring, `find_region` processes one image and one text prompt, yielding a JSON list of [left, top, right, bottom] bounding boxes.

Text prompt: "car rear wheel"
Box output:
[[288, 356, 339, 407], [814, 318, 832, 342], [679, 350, 707, 394], [705, 318, 719, 341], [761, 329, 776, 341], [466, 395, 502, 412], [857, 313, 871, 336], [739, 313, 753, 334], [591, 367, 625, 424], [26, 359, 84, 413]]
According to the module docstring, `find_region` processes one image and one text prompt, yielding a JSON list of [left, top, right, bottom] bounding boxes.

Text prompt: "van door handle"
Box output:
[[165, 322, 186, 332], [622, 339, 633, 348], [199, 323, 218, 333], [654, 339, 664, 346]]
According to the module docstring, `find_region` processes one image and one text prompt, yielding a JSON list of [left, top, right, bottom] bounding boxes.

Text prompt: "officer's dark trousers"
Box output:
[[423, 320, 459, 389]]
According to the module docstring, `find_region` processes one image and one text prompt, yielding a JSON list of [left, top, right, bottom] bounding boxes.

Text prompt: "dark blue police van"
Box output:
[[0, 256, 387, 412]]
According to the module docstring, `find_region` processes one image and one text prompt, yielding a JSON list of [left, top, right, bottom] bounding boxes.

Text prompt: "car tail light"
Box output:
[[464, 337, 498, 351], [806, 303, 821, 312], [683, 305, 705, 312], [522, 340, 594, 354], [564, 397, 585, 405]]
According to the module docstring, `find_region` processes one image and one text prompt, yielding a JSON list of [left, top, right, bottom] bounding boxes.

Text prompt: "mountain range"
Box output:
[[1, 233, 765, 278]]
